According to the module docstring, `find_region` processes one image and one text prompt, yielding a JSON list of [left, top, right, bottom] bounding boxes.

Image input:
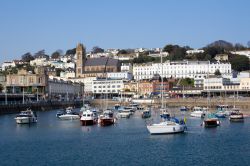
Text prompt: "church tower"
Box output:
[[76, 43, 86, 77]]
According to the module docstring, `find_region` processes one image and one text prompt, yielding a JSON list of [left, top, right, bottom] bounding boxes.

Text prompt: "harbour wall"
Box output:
[[0, 101, 83, 115], [92, 98, 250, 110]]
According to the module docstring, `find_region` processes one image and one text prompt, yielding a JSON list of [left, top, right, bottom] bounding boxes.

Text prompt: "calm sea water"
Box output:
[[0, 108, 250, 166]]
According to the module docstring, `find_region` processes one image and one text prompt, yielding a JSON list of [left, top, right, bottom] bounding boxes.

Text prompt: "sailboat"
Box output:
[[203, 61, 220, 128], [98, 77, 116, 126], [229, 92, 244, 122], [146, 53, 186, 134]]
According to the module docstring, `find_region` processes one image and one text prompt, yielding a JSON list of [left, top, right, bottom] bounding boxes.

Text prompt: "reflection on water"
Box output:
[[0, 107, 249, 166]]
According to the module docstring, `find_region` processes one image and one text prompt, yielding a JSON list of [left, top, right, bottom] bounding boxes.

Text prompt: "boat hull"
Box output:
[[58, 115, 80, 120], [117, 112, 130, 118], [81, 120, 97, 126], [99, 118, 115, 126], [203, 119, 220, 128], [15, 117, 37, 124], [190, 113, 205, 118], [147, 125, 185, 135], [229, 115, 244, 122]]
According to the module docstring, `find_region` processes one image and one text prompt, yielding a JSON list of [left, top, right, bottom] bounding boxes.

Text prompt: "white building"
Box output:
[[30, 57, 49, 66], [107, 72, 133, 80], [92, 78, 124, 94], [106, 49, 120, 55], [49, 61, 75, 69], [231, 50, 250, 59], [148, 52, 169, 58], [240, 78, 250, 90], [89, 52, 110, 58], [186, 49, 204, 54], [48, 78, 84, 100], [60, 70, 76, 79], [60, 55, 74, 63], [121, 63, 133, 72], [2, 61, 16, 70], [134, 48, 148, 53], [133, 60, 232, 80]]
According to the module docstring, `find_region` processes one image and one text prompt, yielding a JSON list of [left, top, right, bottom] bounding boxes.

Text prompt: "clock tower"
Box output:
[[76, 43, 86, 77]]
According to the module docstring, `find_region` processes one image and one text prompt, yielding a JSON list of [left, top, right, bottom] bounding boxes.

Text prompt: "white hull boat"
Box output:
[[57, 107, 80, 120], [117, 111, 131, 118], [15, 109, 37, 124], [147, 120, 186, 134], [190, 107, 207, 118], [80, 110, 98, 126], [58, 114, 80, 120]]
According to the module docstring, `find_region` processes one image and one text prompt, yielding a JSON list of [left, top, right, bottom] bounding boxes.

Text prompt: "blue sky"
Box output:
[[0, 0, 250, 63]]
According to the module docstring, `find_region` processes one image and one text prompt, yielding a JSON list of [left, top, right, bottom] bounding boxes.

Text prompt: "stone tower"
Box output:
[[76, 43, 86, 77]]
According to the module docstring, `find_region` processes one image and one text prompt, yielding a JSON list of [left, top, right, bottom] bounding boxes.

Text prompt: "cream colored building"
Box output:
[[240, 78, 250, 90]]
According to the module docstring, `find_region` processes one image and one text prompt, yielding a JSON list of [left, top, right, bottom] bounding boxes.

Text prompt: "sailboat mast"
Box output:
[[161, 53, 164, 109]]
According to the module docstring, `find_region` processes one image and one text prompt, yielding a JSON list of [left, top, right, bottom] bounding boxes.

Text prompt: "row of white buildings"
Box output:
[[133, 60, 231, 80]]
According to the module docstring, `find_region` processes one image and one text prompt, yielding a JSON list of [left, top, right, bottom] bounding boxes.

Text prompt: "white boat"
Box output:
[[98, 110, 116, 126], [57, 107, 80, 120], [141, 108, 151, 118], [117, 109, 131, 118], [147, 118, 186, 134], [146, 53, 186, 135], [203, 113, 220, 128], [15, 109, 37, 124], [80, 109, 98, 126], [229, 108, 244, 121], [190, 107, 207, 118], [160, 108, 170, 119]]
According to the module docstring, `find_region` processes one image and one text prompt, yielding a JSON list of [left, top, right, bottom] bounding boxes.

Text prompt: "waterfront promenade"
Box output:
[[92, 97, 250, 111], [0, 101, 82, 115]]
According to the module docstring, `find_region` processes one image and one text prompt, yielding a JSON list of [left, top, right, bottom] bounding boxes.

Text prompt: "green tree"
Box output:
[[51, 51, 61, 59], [180, 78, 194, 86], [229, 54, 250, 71], [66, 48, 76, 55], [21, 52, 34, 62], [214, 69, 221, 76], [162, 44, 187, 61], [92, 46, 104, 54], [0, 84, 3, 92]]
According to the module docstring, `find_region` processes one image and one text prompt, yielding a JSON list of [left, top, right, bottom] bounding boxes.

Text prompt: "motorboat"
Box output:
[[229, 108, 244, 122], [203, 113, 220, 128], [141, 108, 151, 118], [15, 109, 37, 124], [124, 106, 136, 114], [57, 107, 80, 120], [190, 107, 207, 118], [215, 111, 227, 118], [117, 108, 131, 118], [98, 110, 116, 126], [80, 109, 98, 126], [147, 117, 186, 134], [180, 106, 188, 111], [216, 105, 232, 116], [160, 108, 170, 119]]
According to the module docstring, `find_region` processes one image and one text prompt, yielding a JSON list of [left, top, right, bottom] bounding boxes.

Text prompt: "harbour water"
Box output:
[[1, 108, 250, 166]]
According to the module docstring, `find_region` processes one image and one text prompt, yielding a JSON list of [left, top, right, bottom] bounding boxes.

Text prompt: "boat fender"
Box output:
[[173, 127, 175, 131]]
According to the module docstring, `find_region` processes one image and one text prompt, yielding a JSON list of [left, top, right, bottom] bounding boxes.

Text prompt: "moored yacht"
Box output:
[[190, 107, 207, 118], [180, 106, 188, 111], [57, 107, 80, 120], [141, 108, 151, 118], [147, 117, 186, 134], [80, 109, 98, 126], [117, 109, 131, 118], [203, 113, 220, 128], [160, 108, 170, 119], [15, 109, 37, 124], [229, 108, 244, 122], [98, 110, 116, 126]]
